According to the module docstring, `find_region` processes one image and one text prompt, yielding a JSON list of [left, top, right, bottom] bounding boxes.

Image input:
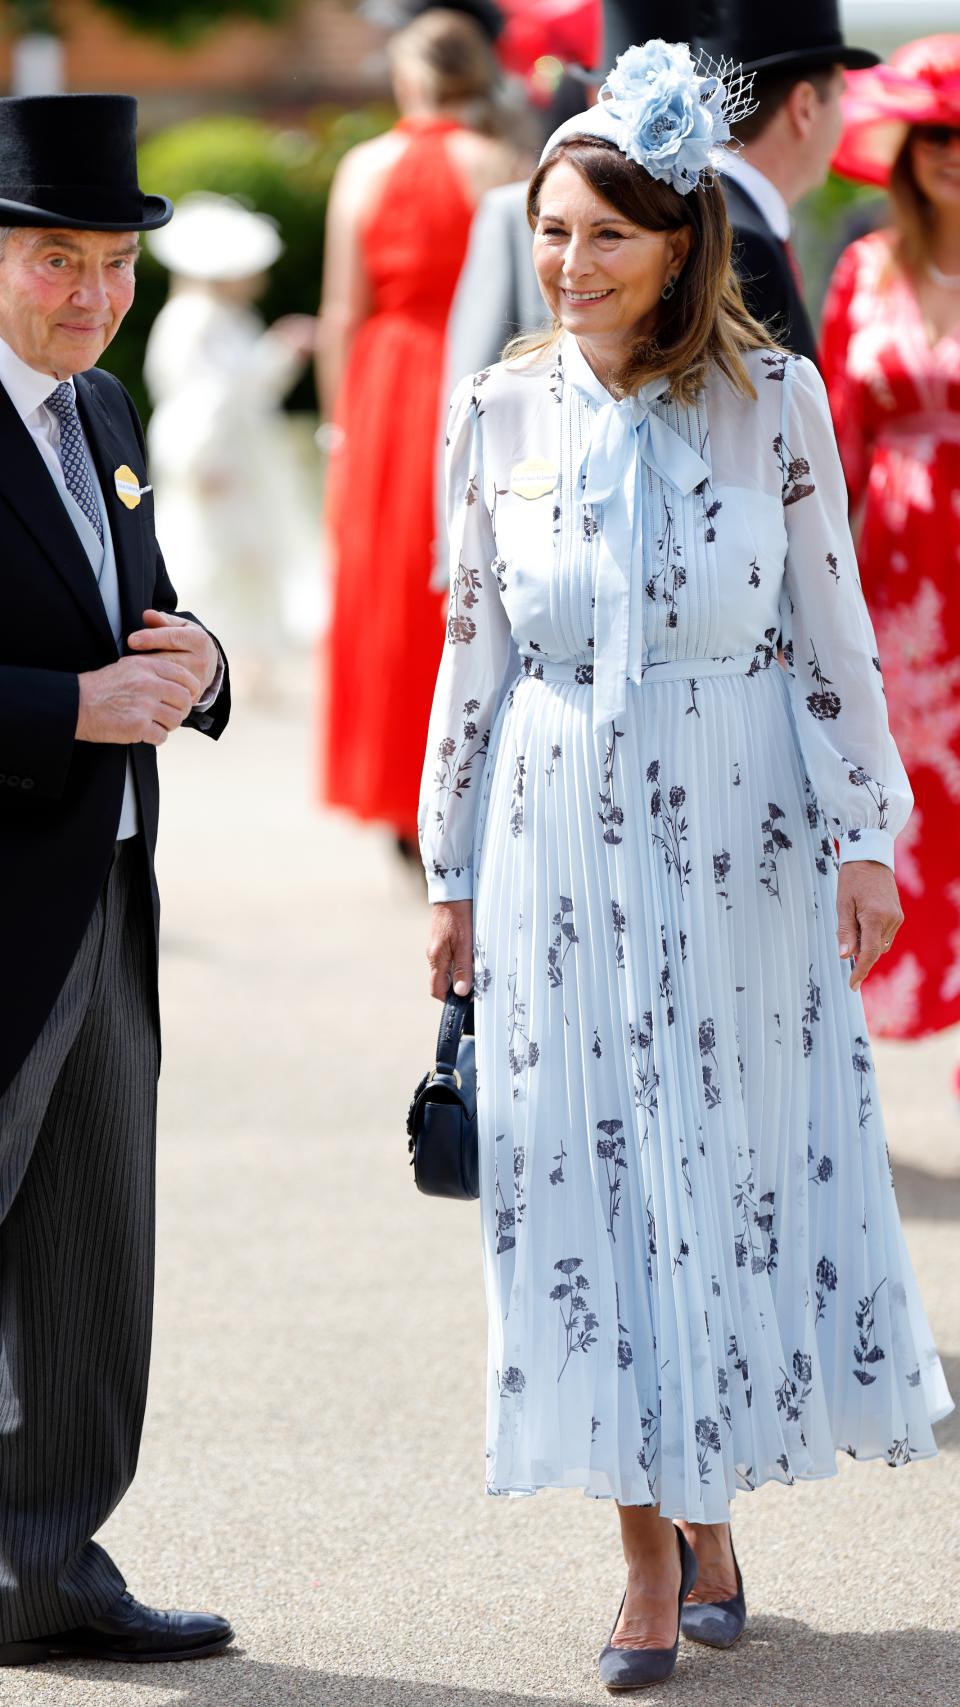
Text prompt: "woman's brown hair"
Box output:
[[505, 138, 777, 405], [388, 7, 501, 112], [888, 130, 939, 274]]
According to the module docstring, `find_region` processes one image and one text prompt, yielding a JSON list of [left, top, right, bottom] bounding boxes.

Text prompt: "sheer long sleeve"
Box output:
[[778, 356, 912, 871], [419, 375, 515, 901]]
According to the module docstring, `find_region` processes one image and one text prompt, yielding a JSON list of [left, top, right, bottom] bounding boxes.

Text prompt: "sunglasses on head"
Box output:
[[914, 123, 960, 149]]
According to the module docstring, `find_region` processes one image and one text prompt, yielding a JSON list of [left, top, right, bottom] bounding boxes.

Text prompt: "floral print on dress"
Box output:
[[699, 1017, 722, 1109], [853, 1279, 887, 1386], [551, 1259, 599, 1382], [776, 1351, 813, 1426], [547, 897, 579, 989], [648, 762, 691, 893], [506, 962, 538, 1098], [429, 700, 489, 838], [598, 725, 625, 845], [695, 1416, 722, 1485], [631, 1015, 659, 1137], [418, 342, 946, 1516], [646, 499, 687, 627], [759, 802, 792, 904], [447, 548, 483, 646], [509, 754, 526, 837], [774, 432, 815, 506], [805, 643, 842, 721], [597, 1120, 628, 1240], [815, 1256, 837, 1324]]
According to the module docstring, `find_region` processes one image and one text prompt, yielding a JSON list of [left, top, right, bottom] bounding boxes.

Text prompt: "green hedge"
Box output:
[[103, 106, 393, 420], [796, 172, 887, 325]]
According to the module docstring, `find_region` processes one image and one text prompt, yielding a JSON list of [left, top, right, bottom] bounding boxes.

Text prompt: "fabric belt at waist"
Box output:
[[518, 651, 774, 688]]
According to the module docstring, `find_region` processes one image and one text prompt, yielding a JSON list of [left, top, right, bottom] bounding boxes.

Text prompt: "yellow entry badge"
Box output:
[[509, 457, 558, 501], [113, 464, 143, 510]]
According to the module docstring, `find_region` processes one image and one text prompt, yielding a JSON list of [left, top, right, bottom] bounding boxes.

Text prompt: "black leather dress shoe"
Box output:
[[0, 1591, 235, 1665]]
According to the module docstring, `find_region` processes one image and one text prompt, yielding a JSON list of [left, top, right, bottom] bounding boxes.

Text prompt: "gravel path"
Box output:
[[6, 683, 956, 1706]]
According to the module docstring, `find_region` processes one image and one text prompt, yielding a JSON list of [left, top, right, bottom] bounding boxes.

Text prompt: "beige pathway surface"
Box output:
[[7, 681, 959, 1707]]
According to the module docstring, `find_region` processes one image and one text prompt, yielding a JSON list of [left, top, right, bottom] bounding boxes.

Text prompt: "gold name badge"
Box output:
[[510, 457, 558, 501], [114, 464, 143, 509]]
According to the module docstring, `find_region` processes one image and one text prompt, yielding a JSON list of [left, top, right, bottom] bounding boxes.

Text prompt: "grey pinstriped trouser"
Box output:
[[0, 842, 159, 1643]]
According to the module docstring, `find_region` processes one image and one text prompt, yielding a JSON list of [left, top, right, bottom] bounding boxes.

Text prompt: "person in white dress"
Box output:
[[145, 194, 318, 695], [418, 40, 952, 1691]]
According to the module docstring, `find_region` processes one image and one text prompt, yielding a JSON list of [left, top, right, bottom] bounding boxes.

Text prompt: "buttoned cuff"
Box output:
[[838, 828, 895, 872], [427, 866, 474, 903]]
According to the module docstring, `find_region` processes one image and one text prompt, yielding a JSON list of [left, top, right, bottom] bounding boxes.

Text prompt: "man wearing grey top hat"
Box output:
[[0, 94, 233, 1665]]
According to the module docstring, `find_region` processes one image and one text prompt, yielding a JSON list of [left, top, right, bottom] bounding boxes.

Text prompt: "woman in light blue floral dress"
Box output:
[[419, 42, 952, 1690]]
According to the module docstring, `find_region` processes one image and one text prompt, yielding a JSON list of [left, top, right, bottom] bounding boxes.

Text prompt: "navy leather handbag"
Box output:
[[406, 992, 478, 1200]]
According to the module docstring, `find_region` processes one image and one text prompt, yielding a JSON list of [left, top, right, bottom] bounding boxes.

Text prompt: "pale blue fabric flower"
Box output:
[[538, 38, 752, 197], [601, 40, 730, 195]]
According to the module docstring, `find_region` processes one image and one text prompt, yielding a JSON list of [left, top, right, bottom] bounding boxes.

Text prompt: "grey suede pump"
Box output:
[[598, 1527, 697, 1693], [679, 1537, 746, 1649]]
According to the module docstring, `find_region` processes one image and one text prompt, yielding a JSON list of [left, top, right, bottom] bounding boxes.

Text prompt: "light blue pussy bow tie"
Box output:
[[574, 383, 710, 731]]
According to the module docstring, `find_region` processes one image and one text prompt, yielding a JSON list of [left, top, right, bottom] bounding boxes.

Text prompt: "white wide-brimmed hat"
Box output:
[[146, 191, 283, 280]]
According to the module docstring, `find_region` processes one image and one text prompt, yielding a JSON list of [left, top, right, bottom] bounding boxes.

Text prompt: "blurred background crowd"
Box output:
[[4, 0, 957, 1067]]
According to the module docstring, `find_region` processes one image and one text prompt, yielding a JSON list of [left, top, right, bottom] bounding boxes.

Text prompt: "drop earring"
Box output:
[[661, 276, 677, 301]]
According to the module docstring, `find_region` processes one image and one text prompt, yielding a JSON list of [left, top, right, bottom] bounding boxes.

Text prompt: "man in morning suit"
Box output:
[[694, 0, 879, 361], [0, 94, 233, 1665]]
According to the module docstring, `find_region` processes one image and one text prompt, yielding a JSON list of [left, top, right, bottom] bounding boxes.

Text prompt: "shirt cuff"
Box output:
[[427, 865, 474, 903], [195, 647, 225, 711], [838, 827, 895, 872]]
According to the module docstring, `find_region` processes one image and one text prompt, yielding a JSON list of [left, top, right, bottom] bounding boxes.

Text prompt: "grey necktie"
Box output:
[[45, 381, 104, 545]]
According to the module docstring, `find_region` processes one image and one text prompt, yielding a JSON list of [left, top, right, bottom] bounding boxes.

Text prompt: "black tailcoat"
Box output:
[[0, 364, 230, 1095], [722, 176, 818, 364]]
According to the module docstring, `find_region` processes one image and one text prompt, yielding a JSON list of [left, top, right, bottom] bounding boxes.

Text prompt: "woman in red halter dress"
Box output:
[[821, 35, 960, 1042], [320, 9, 521, 857]]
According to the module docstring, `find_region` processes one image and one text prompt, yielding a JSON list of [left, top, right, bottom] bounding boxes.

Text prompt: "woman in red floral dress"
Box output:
[[821, 34, 960, 1039]]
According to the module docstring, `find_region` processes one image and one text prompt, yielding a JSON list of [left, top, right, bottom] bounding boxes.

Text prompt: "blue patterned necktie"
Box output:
[[45, 382, 104, 546]]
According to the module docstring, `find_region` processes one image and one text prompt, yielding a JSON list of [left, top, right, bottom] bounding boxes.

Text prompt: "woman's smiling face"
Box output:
[[910, 124, 960, 216], [532, 159, 691, 357]]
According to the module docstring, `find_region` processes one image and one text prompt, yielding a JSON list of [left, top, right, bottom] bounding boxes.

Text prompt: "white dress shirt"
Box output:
[[0, 336, 221, 839], [716, 148, 792, 243]]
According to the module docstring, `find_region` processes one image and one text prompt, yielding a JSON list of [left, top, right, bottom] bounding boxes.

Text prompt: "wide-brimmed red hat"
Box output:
[[832, 34, 960, 188]]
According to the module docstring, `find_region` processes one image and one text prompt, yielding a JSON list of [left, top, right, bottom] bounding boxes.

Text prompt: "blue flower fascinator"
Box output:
[[539, 38, 757, 196]]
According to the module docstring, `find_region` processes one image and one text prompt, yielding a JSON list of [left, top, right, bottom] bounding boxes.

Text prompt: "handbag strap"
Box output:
[[433, 990, 474, 1079]]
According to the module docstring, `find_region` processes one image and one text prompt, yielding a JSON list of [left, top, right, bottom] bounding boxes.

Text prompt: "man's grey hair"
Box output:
[[0, 227, 142, 256]]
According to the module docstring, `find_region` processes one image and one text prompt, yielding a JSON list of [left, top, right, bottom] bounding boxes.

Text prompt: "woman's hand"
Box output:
[[427, 901, 474, 1001], [836, 860, 904, 992]]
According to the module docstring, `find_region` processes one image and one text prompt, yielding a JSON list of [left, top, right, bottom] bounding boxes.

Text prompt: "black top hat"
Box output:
[[602, 2, 699, 68], [693, 0, 879, 76], [563, 1, 699, 84], [0, 94, 172, 232], [361, 0, 504, 42]]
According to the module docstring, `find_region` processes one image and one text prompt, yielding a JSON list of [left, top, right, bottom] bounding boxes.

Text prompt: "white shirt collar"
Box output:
[[715, 149, 791, 244], [0, 336, 74, 424]]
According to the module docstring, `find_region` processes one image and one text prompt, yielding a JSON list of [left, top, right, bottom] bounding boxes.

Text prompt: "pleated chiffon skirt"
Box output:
[[472, 658, 951, 1521]]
